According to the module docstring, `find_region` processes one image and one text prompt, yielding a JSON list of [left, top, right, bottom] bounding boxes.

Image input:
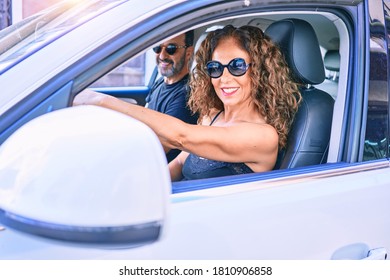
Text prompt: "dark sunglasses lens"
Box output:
[[165, 44, 177, 55], [206, 61, 223, 78], [152, 46, 162, 54], [153, 44, 177, 55], [229, 58, 247, 76]]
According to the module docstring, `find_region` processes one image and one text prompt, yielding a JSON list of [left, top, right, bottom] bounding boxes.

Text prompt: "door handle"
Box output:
[[362, 247, 387, 260], [331, 243, 387, 260]]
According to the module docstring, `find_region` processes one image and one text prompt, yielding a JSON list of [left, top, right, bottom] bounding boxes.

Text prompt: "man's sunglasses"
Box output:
[[205, 58, 251, 78], [152, 44, 188, 55]]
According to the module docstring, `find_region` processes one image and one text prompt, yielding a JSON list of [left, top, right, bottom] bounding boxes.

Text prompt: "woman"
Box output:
[[74, 25, 301, 181]]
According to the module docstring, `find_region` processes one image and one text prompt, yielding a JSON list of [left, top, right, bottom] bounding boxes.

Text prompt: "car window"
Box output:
[[91, 54, 146, 87], [87, 11, 346, 175], [91, 49, 157, 87]]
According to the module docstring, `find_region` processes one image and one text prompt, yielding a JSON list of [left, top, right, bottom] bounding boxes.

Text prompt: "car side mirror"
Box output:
[[0, 105, 171, 247]]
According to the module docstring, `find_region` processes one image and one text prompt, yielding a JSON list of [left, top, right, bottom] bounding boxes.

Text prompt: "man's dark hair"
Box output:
[[185, 30, 194, 46]]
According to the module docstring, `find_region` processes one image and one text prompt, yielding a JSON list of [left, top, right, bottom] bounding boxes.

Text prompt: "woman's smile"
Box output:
[[221, 87, 239, 96]]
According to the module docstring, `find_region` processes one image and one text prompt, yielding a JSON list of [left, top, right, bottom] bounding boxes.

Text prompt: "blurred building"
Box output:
[[20, 0, 62, 18], [0, 0, 12, 29], [1, 0, 62, 29]]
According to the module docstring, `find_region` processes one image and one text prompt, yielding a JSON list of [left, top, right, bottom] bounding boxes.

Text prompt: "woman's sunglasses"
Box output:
[[206, 58, 251, 78], [152, 44, 188, 55]]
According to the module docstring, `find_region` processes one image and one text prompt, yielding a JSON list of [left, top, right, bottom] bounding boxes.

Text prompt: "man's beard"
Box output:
[[157, 52, 185, 78]]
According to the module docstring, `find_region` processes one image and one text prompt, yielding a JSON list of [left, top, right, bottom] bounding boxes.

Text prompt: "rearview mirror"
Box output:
[[0, 106, 170, 247]]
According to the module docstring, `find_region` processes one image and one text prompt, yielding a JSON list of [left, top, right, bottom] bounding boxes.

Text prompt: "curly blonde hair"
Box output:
[[188, 25, 301, 148]]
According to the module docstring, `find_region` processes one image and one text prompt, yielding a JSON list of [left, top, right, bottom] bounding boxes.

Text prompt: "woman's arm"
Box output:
[[73, 89, 191, 153], [168, 151, 189, 181], [73, 90, 279, 172]]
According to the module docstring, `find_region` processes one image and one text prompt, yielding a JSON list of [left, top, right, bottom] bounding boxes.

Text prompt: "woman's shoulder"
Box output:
[[248, 121, 279, 139], [231, 121, 279, 151], [200, 109, 222, 125]]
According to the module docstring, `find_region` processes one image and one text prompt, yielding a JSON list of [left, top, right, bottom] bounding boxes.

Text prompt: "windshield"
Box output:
[[0, 0, 128, 74]]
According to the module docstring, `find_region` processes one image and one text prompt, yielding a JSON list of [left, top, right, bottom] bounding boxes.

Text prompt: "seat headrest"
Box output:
[[265, 18, 325, 85], [324, 50, 340, 72]]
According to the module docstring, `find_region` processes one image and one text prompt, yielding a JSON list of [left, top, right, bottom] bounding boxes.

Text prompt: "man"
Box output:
[[146, 31, 198, 162]]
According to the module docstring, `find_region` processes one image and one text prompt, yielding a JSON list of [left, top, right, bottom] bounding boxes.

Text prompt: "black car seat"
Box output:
[[265, 18, 335, 169], [316, 50, 340, 99], [324, 50, 340, 81]]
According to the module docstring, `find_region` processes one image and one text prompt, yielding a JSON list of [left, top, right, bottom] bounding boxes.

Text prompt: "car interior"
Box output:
[[92, 10, 348, 175], [264, 18, 335, 169], [195, 13, 348, 167], [94, 12, 348, 151]]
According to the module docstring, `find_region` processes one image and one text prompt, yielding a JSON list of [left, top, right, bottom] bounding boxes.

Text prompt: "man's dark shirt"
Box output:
[[146, 74, 198, 162]]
